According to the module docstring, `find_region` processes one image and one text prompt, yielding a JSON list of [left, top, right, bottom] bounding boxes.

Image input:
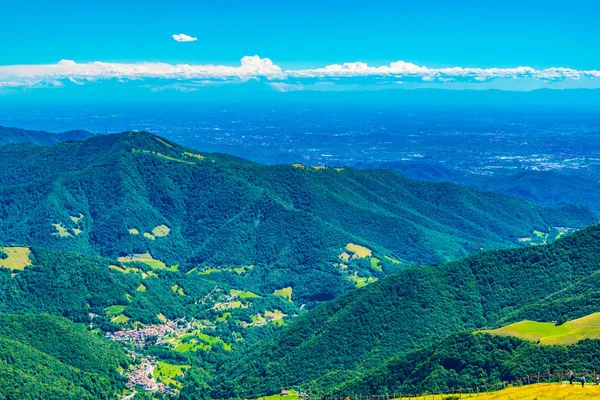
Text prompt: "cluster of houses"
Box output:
[[106, 321, 178, 346], [126, 357, 176, 395]]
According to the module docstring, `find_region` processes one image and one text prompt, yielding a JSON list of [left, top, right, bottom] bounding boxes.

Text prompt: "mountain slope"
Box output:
[[0, 313, 128, 399], [335, 332, 600, 395], [0, 131, 595, 303], [211, 224, 600, 397], [0, 125, 93, 146]]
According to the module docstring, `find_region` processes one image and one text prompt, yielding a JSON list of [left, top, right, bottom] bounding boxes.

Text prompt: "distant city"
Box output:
[[2, 105, 599, 176]]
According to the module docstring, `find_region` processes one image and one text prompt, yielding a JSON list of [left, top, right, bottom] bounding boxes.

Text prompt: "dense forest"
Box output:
[[0, 314, 128, 399]]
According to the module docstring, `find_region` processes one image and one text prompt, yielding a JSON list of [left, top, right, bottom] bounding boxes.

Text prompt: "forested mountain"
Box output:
[[0, 131, 595, 304], [0, 125, 93, 146], [212, 224, 600, 397], [0, 313, 128, 399], [1, 130, 600, 399], [336, 332, 600, 395]]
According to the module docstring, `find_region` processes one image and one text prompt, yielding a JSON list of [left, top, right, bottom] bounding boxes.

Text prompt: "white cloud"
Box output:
[[1, 56, 599, 91], [172, 33, 198, 43]]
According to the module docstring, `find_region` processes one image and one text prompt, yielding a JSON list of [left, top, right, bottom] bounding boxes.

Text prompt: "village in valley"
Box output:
[[102, 282, 297, 396]]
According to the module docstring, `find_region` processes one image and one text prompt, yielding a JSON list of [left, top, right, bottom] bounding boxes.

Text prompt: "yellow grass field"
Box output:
[[152, 224, 171, 237], [52, 222, 72, 237], [0, 247, 32, 271], [273, 287, 293, 301], [346, 243, 372, 258], [393, 383, 600, 400]]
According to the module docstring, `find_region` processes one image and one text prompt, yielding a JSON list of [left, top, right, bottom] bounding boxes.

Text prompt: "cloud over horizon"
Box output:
[[1, 56, 600, 92], [172, 33, 198, 42]]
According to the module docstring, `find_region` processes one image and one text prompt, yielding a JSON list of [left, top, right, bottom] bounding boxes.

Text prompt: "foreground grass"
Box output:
[[394, 383, 600, 400], [256, 390, 299, 400]]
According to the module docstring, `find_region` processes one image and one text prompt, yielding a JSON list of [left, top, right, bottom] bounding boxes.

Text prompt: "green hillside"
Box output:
[[212, 224, 600, 397], [0, 131, 595, 304], [335, 332, 600, 396], [480, 313, 600, 345], [0, 313, 128, 399]]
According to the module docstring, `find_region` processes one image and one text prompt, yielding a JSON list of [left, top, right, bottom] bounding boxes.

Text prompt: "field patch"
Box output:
[[152, 224, 171, 237], [136, 284, 147, 292], [111, 314, 130, 324], [118, 253, 167, 270], [132, 149, 196, 164], [52, 223, 72, 237], [106, 305, 127, 315], [479, 312, 600, 345], [171, 284, 185, 296], [346, 272, 377, 288], [256, 390, 300, 400], [231, 289, 261, 299], [273, 287, 293, 302], [128, 228, 139, 235], [0, 247, 32, 271], [183, 151, 205, 160], [345, 243, 372, 258], [69, 213, 84, 224], [143, 232, 155, 240], [370, 257, 383, 272], [154, 362, 190, 387]]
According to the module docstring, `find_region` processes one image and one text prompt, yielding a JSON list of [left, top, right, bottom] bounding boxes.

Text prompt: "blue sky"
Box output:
[[1, 0, 599, 100]]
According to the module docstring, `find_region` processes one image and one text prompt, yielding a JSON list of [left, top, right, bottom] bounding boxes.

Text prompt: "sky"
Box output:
[[1, 0, 600, 102]]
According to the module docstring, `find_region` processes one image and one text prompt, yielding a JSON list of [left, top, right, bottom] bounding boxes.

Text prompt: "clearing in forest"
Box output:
[[345, 243, 372, 258], [106, 305, 127, 315], [52, 222, 72, 237], [0, 247, 32, 271], [118, 253, 167, 270], [273, 287, 293, 302], [152, 225, 171, 237]]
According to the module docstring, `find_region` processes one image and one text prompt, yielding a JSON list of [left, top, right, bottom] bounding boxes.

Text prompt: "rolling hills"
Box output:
[[0, 131, 595, 305], [0, 125, 93, 146]]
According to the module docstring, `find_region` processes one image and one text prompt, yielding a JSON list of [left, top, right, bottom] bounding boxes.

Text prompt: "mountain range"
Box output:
[[0, 128, 600, 398]]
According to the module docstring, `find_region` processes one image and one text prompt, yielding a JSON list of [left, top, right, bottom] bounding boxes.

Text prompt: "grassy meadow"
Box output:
[[480, 313, 600, 345]]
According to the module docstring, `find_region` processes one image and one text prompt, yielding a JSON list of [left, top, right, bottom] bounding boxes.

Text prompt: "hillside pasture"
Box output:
[[479, 313, 600, 345]]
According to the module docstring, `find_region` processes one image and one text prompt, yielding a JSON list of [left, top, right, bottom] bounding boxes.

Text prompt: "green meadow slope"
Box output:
[[480, 313, 600, 345]]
